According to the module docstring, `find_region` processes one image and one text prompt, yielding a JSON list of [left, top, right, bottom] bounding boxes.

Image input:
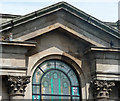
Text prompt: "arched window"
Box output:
[[32, 60, 80, 101]]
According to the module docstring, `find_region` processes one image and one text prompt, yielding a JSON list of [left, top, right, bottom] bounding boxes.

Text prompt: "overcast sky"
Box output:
[[0, 0, 120, 22]]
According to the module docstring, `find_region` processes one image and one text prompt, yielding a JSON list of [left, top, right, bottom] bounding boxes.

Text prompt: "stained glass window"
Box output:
[[32, 60, 80, 101]]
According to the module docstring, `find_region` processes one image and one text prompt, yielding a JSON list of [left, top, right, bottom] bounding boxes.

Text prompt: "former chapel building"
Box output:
[[0, 2, 120, 101]]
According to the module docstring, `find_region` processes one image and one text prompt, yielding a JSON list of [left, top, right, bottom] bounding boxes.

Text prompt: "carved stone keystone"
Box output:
[[7, 76, 31, 96], [92, 80, 115, 99]]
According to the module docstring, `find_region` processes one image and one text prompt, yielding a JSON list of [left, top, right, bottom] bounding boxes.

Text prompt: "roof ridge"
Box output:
[[0, 1, 119, 38]]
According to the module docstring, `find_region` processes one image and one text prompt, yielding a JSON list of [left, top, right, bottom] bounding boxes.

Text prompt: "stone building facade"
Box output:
[[0, 2, 120, 101]]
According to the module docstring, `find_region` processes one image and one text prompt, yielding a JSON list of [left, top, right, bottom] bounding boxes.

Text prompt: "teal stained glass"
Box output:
[[68, 70, 79, 86], [63, 82, 68, 88], [53, 72, 58, 78], [43, 81, 49, 87], [41, 60, 55, 72], [32, 60, 80, 100], [56, 60, 71, 73], [32, 95, 40, 100], [32, 86, 40, 94], [72, 87, 79, 96], [32, 68, 43, 84], [41, 70, 70, 95]]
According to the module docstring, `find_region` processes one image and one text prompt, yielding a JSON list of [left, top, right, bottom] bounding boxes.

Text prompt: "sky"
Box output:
[[0, 0, 120, 22]]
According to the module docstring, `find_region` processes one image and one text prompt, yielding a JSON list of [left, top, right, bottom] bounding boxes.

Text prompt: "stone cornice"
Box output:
[[0, 40, 36, 47], [85, 47, 120, 53], [90, 47, 120, 52]]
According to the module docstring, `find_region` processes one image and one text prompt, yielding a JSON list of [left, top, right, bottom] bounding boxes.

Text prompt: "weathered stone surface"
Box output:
[[0, 1, 120, 101]]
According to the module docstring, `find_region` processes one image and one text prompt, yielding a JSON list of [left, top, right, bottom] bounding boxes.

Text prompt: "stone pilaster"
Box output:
[[92, 80, 115, 99], [7, 76, 30, 99]]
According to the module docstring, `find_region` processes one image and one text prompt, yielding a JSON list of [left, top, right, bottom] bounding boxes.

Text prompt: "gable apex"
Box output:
[[0, 1, 120, 39]]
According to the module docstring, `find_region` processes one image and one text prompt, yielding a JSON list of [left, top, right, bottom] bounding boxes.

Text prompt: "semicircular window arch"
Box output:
[[32, 60, 81, 100]]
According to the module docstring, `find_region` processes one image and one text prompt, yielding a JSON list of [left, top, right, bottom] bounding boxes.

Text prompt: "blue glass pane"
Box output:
[[53, 72, 58, 78], [41, 96, 71, 101], [68, 70, 78, 86], [40, 60, 55, 72], [32, 85, 40, 94], [32, 60, 80, 100], [56, 60, 71, 73], [32, 68, 43, 84], [32, 95, 40, 101], [72, 87, 79, 96], [41, 70, 70, 95]]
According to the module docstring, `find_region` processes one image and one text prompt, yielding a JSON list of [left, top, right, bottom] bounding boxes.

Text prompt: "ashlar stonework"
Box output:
[[0, 2, 120, 101]]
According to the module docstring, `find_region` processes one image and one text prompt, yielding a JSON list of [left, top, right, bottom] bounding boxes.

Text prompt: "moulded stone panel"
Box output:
[[96, 59, 120, 73], [96, 74, 120, 81], [0, 69, 26, 76], [1, 58, 25, 67], [1, 53, 25, 59], [96, 59, 120, 65], [96, 64, 119, 73], [104, 53, 119, 60]]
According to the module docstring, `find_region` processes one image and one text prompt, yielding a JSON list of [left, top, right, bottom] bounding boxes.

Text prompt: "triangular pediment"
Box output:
[[14, 23, 105, 47], [1, 2, 120, 47]]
